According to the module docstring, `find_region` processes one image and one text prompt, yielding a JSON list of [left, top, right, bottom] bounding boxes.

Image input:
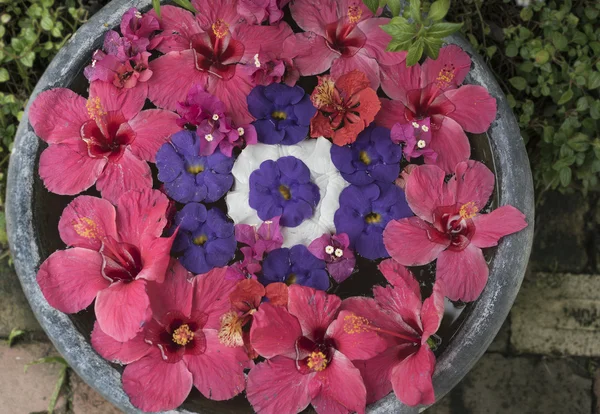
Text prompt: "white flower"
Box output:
[[226, 138, 348, 247]]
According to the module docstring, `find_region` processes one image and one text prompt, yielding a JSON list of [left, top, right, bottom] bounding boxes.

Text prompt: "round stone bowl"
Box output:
[[6, 0, 534, 413]]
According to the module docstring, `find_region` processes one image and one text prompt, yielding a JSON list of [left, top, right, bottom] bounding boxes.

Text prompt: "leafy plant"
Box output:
[[5, 327, 25, 347], [25, 356, 70, 414]]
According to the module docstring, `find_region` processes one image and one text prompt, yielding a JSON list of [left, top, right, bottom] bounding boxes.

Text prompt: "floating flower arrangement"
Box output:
[[30, 1, 528, 413]]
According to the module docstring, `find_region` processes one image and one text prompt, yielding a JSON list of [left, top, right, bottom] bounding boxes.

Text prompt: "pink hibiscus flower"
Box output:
[[147, 3, 294, 124], [246, 285, 387, 414], [343, 259, 445, 406], [37, 189, 175, 342], [91, 262, 253, 412], [29, 81, 180, 202], [376, 45, 497, 173], [238, 0, 291, 24], [289, 0, 406, 90], [383, 161, 528, 302]]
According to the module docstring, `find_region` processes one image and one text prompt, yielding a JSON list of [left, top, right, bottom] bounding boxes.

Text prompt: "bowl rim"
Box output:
[[6, 1, 534, 413]]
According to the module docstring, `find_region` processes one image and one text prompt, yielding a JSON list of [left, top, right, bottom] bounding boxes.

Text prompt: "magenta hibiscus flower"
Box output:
[[37, 189, 175, 342], [147, 3, 295, 124], [29, 81, 180, 202], [246, 285, 387, 414], [289, 0, 406, 90], [91, 262, 253, 412], [343, 259, 444, 406], [376, 45, 497, 173], [383, 161, 528, 302]]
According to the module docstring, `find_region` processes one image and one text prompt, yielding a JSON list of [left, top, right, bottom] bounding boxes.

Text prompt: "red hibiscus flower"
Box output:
[[383, 161, 528, 302], [310, 70, 381, 146], [343, 260, 445, 407], [376, 45, 498, 173], [146, 3, 294, 124], [246, 285, 387, 414], [29, 82, 180, 202], [91, 262, 253, 412], [37, 189, 175, 342]]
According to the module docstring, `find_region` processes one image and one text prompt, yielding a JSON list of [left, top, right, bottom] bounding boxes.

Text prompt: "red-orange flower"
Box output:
[[309, 70, 381, 146]]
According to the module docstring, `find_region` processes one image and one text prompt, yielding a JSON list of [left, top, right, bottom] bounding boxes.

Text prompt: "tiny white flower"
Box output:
[[134, 11, 143, 18], [421, 125, 429, 132], [417, 140, 426, 149], [237, 127, 245, 136], [205, 134, 214, 142], [334, 248, 343, 258], [212, 114, 219, 121], [254, 53, 261, 68], [412, 122, 419, 128], [325, 245, 335, 254]]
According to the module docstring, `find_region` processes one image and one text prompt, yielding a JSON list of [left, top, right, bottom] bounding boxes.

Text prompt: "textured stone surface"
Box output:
[[0, 260, 41, 337], [426, 354, 592, 414], [0, 342, 67, 413], [512, 272, 600, 356], [530, 191, 589, 273], [71, 373, 124, 414]]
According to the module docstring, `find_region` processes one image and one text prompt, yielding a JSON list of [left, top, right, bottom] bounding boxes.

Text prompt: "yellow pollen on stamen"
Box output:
[[218, 311, 244, 347], [348, 5, 363, 23], [436, 64, 456, 89], [307, 351, 328, 372], [172, 324, 194, 346], [86, 96, 106, 121], [271, 111, 287, 120], [187, 164, 205, 174], [193, 234, 208, 245], [212, 19, 229, 39], [459, 201, 479, 219], [359, 150, 371, 165], [365, 212, 381, 224], [343, 313, 371, 334], [72, 217, 98, 239], [312, 77, 336, 108], [279, 184, 291, 200]]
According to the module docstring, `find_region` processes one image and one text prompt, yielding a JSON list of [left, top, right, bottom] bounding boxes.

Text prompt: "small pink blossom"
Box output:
[[308, 233, 355, 283], [343, 260, 445, 406], [37, 189, 175, 342], [391, 118, 437, 164], [29, 82, 180, 202], [120, 8, 160, 49], [377, 45, 497, 173], [383, 161, 528, 301]]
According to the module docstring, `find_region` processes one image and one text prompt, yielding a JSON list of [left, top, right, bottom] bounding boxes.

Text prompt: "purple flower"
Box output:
[[156, 130, 234, 203], [247, 83, 316, 145], [260, 245, 330, 290], [334, 182, 412, 260], [249, 156, 320, 227], [171, 203, 236, 274], [308, 233, 356, 283], [330, 125, 402, 186], [391, 118, 438, 163]]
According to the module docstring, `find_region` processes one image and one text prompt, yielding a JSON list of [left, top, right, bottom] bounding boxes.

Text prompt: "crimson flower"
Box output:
[[37, 189, 175, 342], [29, 82, 180, 202], [343, 259, 445, 406], [91, 262, 253, 412], [383, 161, 528, 302], [246, 285, 387, 414], [376, 45, 497, 173]]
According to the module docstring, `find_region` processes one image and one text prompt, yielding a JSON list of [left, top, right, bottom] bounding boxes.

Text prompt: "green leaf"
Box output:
[[171, 0, 196, 13], [534, 49, 550, 65], [409, 0, 421, 23], [387, 0, 402, 16], [426, 22, 462, 39], [386, 38, 413, 52], [5, 328, 24, 346], [509, 76, 527, 91], [505, 43, 519, 58], [520, 7, 533, 21], [362, 0, 380, 14], [568, 133, 590, 152], [559, 167, 572, 187], [40, 14, 53, 31], [381, 19, 417, 41], [576, 97, 589, 112], [557, 89, 573, 105], [25, 356, 68, 373], [551, 32, 568, 50], [591, 100, 600, 120], [20, 51, 36, 68], [428, 0, 450, 21], [48, 366, 68, 414], [0, 68, 8, 83], [588, 72, 600, 90], [406, 38, 424, 66], [152, 0, 161, 18], [423, 37, 443, 59]]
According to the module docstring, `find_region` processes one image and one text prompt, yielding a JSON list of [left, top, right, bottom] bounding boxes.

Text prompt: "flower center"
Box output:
[[325, 20, 367, 58], [347, 5, 362, 23], [190, 29, 244, 81], [212, 19, 229, 39], [359, 150, 371, 165], [343, 313, 420, 342], [436, 63, 456, 89], [459, 201, 478, 219], [307, 351, 328, 372], [218, 311, 244, 347], [172, 324, 194, 346], [271, 110, 287, 120], [279, 184, 292, 200], [86, 97, 107, 121], [312, 77, 337, 108], [365, 212, 381, 224], [193, 234, 208, 245], [81, 107, 136, 161], [187, 163, 205, 174], [285, 273, 297, 286]]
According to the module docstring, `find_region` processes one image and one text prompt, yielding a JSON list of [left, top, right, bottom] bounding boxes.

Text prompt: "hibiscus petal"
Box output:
[[146, 261, 195, 321], [128, 109, 181, 162], [193, 267, 237, 329], [471, 205, 528, 248], [287, 285, 342, 339], [95, 150, 153, 204], [250, 302, 303, 358], [330, 50, 381, 91], [37, 248, 108, 313], [115, 188, 170, 246], [444, 85, 497, 133], [359, 18, 407, 65], [247, 356, 314, 414], [383, 217, 450, 266], [137, 232, 176, 283], [150, 5, 201, 53], [420, 281, 445, 341], [374, 99, 408, 133], [354, 344, 407, 404], [378, 258, 420, 295], [207, 70, 254, 125], [311, 350, 367, 414], [237, 22, 294, 63], [289, 0, 338, 35], [58, 195, 117, 250], [122, 349, 193, 412], [380, 60, 421, 103], [390, 345, 436, 406], [420, 44, 471, 90], [428, 116, 471, 174], [451, 160, 495, 211], [29, 88, 88, 144], [39, 142, 106, 196], [326, 310, 387, 360], [89, 81, 146, 120], [95, 279, 151, 342], [90, 321, 151, 365], [293, 32, 339, 76], [436, 243, 489, 302], [405, 164, 455, 222], [185, 330, 251, 400]]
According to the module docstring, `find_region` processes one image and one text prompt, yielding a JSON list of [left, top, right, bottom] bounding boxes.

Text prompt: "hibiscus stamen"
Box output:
[[172, 324, 194, 346], [347, 5, 363, 23], [72, 217, 99, 240], [218, 311, 244, 347], [436, 64, 456, 89], [306, 351, 328, 372], [86, 97, 106, 121], [343, 313, 419, 342], [459, 201, 478, 219], [212, 19, 229, 39]]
